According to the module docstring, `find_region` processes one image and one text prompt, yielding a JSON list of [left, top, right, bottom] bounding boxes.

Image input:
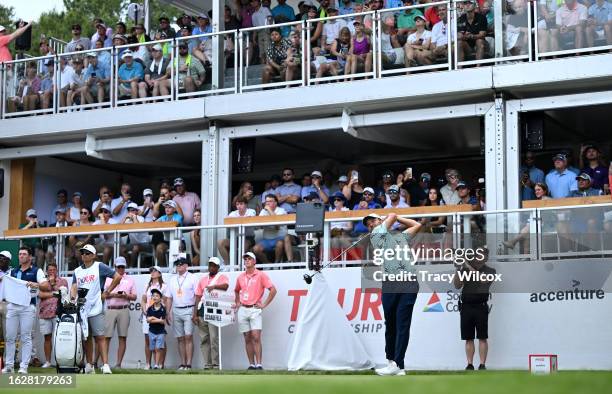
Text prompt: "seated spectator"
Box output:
[[397, 0, 424, 38], [537, 0, 560, 52], [380, 15, 403, 69], [174, 42, 206, 93], [19, 209, 45, 265], [66, 58, 86, 107], [155, 16, 177, 40], [155, 200, 184, 265], [112, 33, 128, 59], [232, 181, 262, 213], [81, 52, 111, 105], [178, 25, 198, 56], [580, 144, 609, 192], [189, 209, 202, 265], [262, 28, 291, 84], [385, 185, 409, 231], [306, 6, 324, 55], [284, 31, 304, 82], [420, 187, 447, 233], [571, 173, 603, 197], [58, 57, 75, 107], [115, 21, 127, 36], [68, 192, 84, 223], [505, 0, 529, 56], [91, 18, 114, 46], [457, 0, 488, 62], [118, 50, 145, 99], [122, 202, 149, 267], [329, 192, 353, 251], [253, 194, 288, 263], [94, 204, 118, 263], [40, 60, 55, 110], [503, 182, 550, 251], [521, 151, 546, 201], [352, 187, 382, 235], [586, 0, 612, 48], [553, 0, 587, 50], [430, 4, 453, 62], [479, 0, 494, 36], [545, 153, 578, 198], [126, 35, 150, 65], [143, 44, 172, 97], [404, 15, 433, 68], [219, 198, 257, 264], [301, 171, 330, 203], [262, 175, 282, 203], [321, 8, 347, 54], [154, 185, 183, 219], [381, 170, 409, 205], [346, 20, 372, 79], [318, 26, 352, 80], [133, 23, 151, 43], [441, 168, 461, 205], [173, 177, 201, 226], [65, 23, 91, 53], [68, 206, 95, 267], [7, 61, 41, 113], [178, 13, 194, 30], [192, 15, 213, 65]]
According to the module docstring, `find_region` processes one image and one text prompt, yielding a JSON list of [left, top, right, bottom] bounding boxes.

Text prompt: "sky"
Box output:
[[3, 0, 66, 22]]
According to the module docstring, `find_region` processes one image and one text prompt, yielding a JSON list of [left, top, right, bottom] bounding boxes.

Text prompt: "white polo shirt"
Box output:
[[168, 271, 198, 308]]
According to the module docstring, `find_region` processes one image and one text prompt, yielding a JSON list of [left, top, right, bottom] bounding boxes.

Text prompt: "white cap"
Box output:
[[338, 175, 348, 183], [101, 203, 112, 211], [243, 252, 256, 262], [149, 265, 163, 273], [121, 50, 134, 59], [0, 251, 12, 260], [143, 188, 153, 196], [86, 52, 97, 57], [163, 200, 177, 209], [79, 244, 97, 255], [362, 213, 383, 226], [114, 256, 127, 267], [26, 208, 37, 217], [152, 43, 163, 51], [363, 187, 375, 194], [127, 202, 139, 210], [0, 26, 6, 33], [208, 257, 222, 267], [311, 170, 322, 177]]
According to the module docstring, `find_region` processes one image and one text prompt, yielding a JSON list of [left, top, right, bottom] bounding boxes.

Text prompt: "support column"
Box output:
[[217, 127, 232, 224], [8, 159, 35, 230], [202, 124, 219, 263], [505, 101, 521, 210], [484, 97, 506, 212], [212, 0, 225, 90], [493, 0, 504, 58]]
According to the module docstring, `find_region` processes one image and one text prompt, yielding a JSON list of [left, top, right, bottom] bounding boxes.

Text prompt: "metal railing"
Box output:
[[2, 0, 612, 119]]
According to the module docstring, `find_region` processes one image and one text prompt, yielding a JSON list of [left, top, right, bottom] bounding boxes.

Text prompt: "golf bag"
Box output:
[[53, 287, 88, 373]]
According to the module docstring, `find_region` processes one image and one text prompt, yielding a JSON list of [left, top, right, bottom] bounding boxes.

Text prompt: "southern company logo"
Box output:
[[423, 292, 444, 312]]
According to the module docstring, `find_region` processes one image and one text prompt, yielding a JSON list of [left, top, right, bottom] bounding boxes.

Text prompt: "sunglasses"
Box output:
[[80, 251, 93, 256], [388, 190, 399, 194], [102, 210, 111, 214], [80, 211, 89, 215], [282, 173, 292, 176], [312, 175, 321, 179], [364, 192, 373, 196], [333, 198, 343, 202]]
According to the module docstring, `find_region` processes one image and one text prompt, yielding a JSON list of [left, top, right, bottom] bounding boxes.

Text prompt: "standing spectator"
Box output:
[[68, 192, 85, 223], [141, 266, 169, 370], [234, 252, 277, 370], [167, 257, 198, 370], [91, 19, 114, 45], [553, 0, 587, 50], [295, 1, 309, 21], [397, 0, 424, 37], [155, 200, 184, 266], [188, 209, 202, 265], [52, 189, 73, 221], [146, 288, 167, 370], [111, 183, 133, 222], [133, 23, 151, 43], [272, 0, 296, 37], [156, 16, 177, 39], [81, 52, 111, 105], [92, 22, 112, 49], [51, 207, 70, 228], [453, 248, 495, 371], [193, 14, 213, 38], [139, 188, 156, 222], [0, 21, 33, 63], [424, 0, 441, 27], [219, 197, 257, 263], [339, 0, 355, 16], [571, 173, 603, 197], [385, 185, 409, 231], [193, 257, 230, 369], [118, 51, 145, 99], [344, 172, 366, 208], [441, 168, 461, 205], [65, 24, 91, 53], [580, 144, 609, 192], [141, 44, 171, 97], [122, 202, 149, 267], [103, 257, 136, 369], [545, 153, 578, 198], [252, 0, 274, 64], [301, 171, 330, 203], [253, 194, 288, 263], [115, 21, 127, 36], [236, 0, 255, 29], [58, 57, 75, 108], [457, 182, 481, 210], [261, 175, 282, 202], [275, 168, 302, 213], [351, 187, 382, 235], [38, 262, 68, 368], [173, 178, 201, 226], [521, 151, 546, 201], [329, 192, 353, 251], [330, 175, 348, 195], [406, 172, 430, 207], [232, 181, 262, 213], [19, 209, 45, 265], [2, 247, 50, 375], [92, 186, 112, 217]]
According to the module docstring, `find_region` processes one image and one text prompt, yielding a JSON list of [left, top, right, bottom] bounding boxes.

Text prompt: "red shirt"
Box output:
[[234, 269, 274, 306], [0, 35, 13, 63], [425, 7, 441, 27]]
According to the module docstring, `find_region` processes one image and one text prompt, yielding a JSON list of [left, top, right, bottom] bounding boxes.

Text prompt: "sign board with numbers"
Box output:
[[203, 290, 236, 328]]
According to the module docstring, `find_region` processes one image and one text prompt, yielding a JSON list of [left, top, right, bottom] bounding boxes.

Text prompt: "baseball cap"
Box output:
[[363, 187, 375, 194], [45, 59, 55, 67], [362, 213, 383, 226], [0, 251, 12, 260], [388, 184, 400, 193], [174, 257, 189, 266], [96, 22, 107, 29], [243, 252, 257, 261], [73, 191, 82, 197], [127, 202, 139, 210], [413, 14, 426, 23], [121, 50, 134, 59], [178, 41, 189, 48], [163, 200, 177, 209], [576, 173, 592, 182], [150, 288, 163, 297], [26, 209, 37, 217], [583, 144, 599, 152], [304, 191, 321, 201], [197, 14, 209, 19], [552, 153, 567, 161], [173, 177, 185, 186], [353, 20, 361, 26], [151, 43, 163, 51], [149, 265, 163, 273], [382, 171, 394, 179], [456, 181, 468, 189], [208, 257, 222, 267], [331, 191, 346, 201], [115, 257, 127, 267], [101, 204, 112, 212], [311, 170, 322, 178], [338, 175, 348, 183], [0, 26, 6, 33], [420, 172, 432, 181], [55, 207, 67, 214], [86, 52, 97, 58], [113, 33, 127, 42], [143, 188, 154, 196], [79, 244, 97, 255]]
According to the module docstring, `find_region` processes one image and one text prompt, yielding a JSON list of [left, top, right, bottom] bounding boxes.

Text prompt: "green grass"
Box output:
[[1, 370, 610, 394]]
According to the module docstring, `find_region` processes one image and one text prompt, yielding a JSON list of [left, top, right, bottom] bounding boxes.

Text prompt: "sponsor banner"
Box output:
[[35, 263, 612, 370]]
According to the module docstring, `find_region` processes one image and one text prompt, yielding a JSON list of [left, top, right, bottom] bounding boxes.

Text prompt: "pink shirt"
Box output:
[[0, 35, 13, 63], [234, 269, 274, 306], [104, 273, 136, 308], [556, 3, 587, 27], [173, 191, 201, 225], [39, 277, 69, 319], [195, 273, 229, 297]]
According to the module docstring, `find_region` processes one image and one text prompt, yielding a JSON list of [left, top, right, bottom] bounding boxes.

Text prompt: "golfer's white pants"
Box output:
[[4, 303, 36, 369]]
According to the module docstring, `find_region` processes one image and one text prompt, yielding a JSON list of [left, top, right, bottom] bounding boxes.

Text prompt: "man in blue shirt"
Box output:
[[545, 153, 578, 198], [571, 173, 603, 197], [117, 50, 145, 99], [300, 171, 330, 203], [586, 0, 612, 48], [272, 0, 296, 37], [339, 0, 356, 15], [82, 52, 111, 105], [193, 14, 213, 42], [275, 168, 302, 213], [352, 187, 382, 234], [520, 151, 545, 201]]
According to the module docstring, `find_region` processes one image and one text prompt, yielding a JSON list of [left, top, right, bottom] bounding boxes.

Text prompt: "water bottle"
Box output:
[[137, 360, 142, 369]]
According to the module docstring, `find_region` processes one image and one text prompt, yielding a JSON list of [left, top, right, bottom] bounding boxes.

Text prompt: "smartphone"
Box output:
[[351, 170, 359, 180], [91, 72, 96, 78], [478, 177, 485, 184], [406, 167, 413, 179], [118, 291, 125, 295]]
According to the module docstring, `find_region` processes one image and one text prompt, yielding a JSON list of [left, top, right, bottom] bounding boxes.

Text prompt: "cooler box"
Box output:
[[529, 354, 558, 374]]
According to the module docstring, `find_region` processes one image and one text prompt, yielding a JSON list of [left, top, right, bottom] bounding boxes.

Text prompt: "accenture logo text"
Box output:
[[529, 288, 605, 303]]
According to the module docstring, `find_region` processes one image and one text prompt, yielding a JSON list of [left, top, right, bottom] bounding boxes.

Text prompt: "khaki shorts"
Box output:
[[172, 306, 194, 338], [39, 318, 55, 336], [104, 308, 130, 338], [118, 84, 134, 97], [237, 306, 263, 333]]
